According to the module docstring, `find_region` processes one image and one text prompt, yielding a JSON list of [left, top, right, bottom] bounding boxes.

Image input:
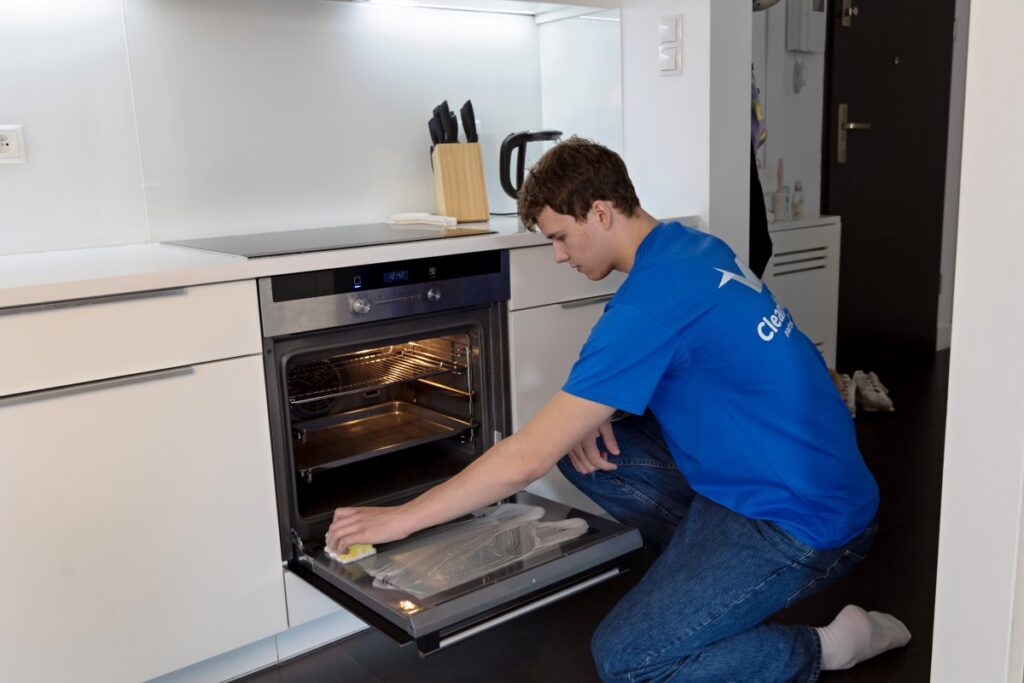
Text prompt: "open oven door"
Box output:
[[287, 491, 641, 655]]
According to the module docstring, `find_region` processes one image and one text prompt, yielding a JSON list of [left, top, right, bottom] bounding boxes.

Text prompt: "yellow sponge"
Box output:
[[325, 542, 377, 564]]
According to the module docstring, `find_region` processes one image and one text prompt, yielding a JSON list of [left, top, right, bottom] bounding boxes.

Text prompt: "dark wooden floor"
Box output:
[[244, 351, 948, 683]]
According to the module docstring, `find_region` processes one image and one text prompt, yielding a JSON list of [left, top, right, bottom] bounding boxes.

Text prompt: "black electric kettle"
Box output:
[[499, 130, 562, 199]]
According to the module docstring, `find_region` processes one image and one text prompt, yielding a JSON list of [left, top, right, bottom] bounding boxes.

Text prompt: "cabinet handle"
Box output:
[[0, 366, 195, 408], [560, 294, 614, 310], [0, 287, 187, 316]]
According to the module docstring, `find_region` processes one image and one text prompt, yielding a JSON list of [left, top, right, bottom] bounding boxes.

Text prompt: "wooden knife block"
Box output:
[[431, 143, 490, 223]]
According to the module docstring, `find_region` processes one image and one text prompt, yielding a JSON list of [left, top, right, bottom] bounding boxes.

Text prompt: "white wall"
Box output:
[[621, 0, 709, 226], [752, 1, 825, 219], [0, 0, 558, 253], [539, 11, 623, 154], [620, 0, 749, 258], [931, 0, 1024, 679], [0, 0, 149, 254], [708, 1, 750, 256]]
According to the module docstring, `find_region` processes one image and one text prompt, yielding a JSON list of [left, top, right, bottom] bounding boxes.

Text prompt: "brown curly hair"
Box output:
[[517, 137, 641, 231]]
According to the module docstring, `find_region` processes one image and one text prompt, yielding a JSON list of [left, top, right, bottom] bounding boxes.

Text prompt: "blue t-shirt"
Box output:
[[563, 222, 878, 549]]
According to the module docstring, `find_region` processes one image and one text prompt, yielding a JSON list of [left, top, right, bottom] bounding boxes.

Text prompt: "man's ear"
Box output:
[[591, 200, 614, 230]]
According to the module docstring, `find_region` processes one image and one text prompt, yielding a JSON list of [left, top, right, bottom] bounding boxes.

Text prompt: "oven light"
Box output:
[[398, 600, 421, 613]]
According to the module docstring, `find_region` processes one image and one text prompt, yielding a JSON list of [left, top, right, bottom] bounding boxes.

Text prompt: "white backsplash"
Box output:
[[125, 0, 544, 241], [540, 11, 623, 155], [0, 0, 149, 255], [0, 0, 621, 255]]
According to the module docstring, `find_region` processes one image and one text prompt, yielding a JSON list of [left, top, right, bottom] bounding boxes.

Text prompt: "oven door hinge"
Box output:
[[290, 528, 307, 555]]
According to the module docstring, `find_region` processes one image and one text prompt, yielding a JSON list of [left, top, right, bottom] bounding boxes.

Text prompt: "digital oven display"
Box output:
[[270, 251, 503, 302]]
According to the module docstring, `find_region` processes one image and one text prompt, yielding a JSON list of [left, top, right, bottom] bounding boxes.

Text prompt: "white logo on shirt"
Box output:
[[714, 258, 763, 293], [757, 301, 794, 342]]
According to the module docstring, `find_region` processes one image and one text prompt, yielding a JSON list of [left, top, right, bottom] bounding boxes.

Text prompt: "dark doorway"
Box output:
[[823, 0, 957, 369]]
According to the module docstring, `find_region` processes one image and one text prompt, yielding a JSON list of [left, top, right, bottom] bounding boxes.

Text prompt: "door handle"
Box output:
[[841, 0, 859, 27], [837, 104, 870, 164]]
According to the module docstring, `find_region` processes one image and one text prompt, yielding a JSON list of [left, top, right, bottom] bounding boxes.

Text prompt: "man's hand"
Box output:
[[325, 505, 411, 554], [567, 419, 620, 474]]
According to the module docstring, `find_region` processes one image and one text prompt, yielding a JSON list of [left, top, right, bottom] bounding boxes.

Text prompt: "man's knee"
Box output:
[[591, 614, 656, 682], [592, 612, 705, 682]]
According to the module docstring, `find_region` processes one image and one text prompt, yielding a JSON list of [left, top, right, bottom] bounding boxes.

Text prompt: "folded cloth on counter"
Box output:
[[387, 212, 457, 228]]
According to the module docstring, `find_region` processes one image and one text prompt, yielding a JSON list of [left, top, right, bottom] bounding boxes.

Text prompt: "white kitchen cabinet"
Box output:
[[0, 281, 261, 397], [508, 245, 621, 515], [0, 354, 287, 683], [763, 218, 841, 367], [509, 242, 625, 310]]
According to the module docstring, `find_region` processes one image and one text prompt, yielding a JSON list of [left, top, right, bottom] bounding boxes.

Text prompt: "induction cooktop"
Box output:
[[167, 223, 496, 258]]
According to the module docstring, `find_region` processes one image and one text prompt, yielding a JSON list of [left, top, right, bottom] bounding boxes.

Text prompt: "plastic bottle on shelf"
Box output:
[[792, 180, 804, 221]]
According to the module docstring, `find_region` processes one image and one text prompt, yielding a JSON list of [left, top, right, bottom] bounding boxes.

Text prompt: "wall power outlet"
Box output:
[[0, 125, 26, 164]]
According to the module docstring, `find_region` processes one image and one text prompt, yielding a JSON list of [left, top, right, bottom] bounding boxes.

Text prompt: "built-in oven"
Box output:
[[258, 250, 641, 654]]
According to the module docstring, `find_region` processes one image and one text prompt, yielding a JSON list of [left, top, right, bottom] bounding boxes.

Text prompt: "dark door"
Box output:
[[823, 0, 956, 368]]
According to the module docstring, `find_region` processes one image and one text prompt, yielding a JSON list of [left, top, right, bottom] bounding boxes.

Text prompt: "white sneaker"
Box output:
[[840, 374, 857, 417], [829, 370, 857, 418], [853, 370, 895, 413]]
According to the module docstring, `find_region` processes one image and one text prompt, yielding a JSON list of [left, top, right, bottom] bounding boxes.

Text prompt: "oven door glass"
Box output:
[[290, 491, 641, 654]]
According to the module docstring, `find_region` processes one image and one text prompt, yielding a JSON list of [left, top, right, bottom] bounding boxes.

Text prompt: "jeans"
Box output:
[[557, 412, 876, 683]]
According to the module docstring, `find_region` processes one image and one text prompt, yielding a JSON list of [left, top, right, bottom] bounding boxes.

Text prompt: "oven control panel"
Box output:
[[270, 251, 501, 302], [257, 251, 509, 337]]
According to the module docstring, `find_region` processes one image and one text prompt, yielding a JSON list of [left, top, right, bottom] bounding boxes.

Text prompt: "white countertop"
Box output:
[[0, 214, 704, 310], [0, 217, 546, 309]]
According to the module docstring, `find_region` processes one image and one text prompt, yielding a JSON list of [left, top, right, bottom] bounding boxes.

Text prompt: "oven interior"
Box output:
[[280, 323, 498, 542]]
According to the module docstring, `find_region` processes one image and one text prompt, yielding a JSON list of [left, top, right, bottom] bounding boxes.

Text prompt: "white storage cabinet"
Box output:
[[0, 282, 288, 683], [508, 244, 625, 515], [763, 218, 842, 367]]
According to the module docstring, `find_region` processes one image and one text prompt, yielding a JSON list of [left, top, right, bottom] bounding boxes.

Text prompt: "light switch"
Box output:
[[658, 15, 682, 76], [659, 46, 680, 74], [659, 16, 679, 44]]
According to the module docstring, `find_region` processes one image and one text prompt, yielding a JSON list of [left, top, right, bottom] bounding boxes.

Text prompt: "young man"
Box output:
[[327, 138, 911, 681]]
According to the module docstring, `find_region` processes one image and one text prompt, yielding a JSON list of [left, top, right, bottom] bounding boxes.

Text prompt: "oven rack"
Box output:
[[288, 340, 469, 406], [292, 401, 477, 481]]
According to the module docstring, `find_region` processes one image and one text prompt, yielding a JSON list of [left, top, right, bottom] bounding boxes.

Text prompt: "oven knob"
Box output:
[[351, 298, 372, 315], [427, 287, 442, 303]]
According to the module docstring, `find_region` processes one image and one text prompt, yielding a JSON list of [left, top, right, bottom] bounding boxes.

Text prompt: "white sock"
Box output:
[[815, 604, 912, 670]]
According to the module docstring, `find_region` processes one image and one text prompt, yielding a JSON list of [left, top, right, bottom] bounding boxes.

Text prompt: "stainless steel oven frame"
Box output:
[[263, 303, 510, 555]]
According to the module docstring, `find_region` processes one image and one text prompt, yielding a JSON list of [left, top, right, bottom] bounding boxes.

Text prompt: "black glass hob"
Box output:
[[167, 223, 495, 258]]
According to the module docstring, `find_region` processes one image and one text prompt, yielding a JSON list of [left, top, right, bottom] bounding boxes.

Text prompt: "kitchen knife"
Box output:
[[428, 117, 444, 146], [439, 106, 457, 143], [432, 101, 451, 143], [460, 100, 478, 143], [448, 112, 459, 143]]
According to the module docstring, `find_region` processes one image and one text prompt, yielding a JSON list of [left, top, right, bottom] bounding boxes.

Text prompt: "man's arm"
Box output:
[[325, 391, 615, 552]]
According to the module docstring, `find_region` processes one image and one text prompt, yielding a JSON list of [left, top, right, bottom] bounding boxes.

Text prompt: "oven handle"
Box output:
[[437, 566, 622, 650], [0, 366, 195, 407], [560, 294, 614, 310]]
